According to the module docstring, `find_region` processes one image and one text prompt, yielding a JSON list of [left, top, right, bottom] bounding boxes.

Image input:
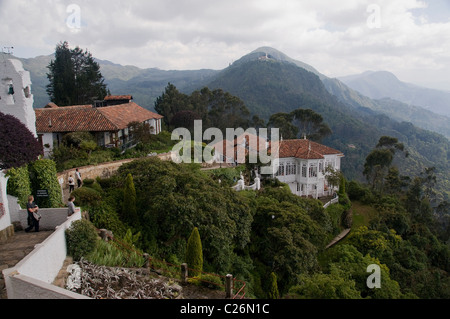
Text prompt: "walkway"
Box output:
[[326, 228, 351, 249], [0, 230, 53, 299]]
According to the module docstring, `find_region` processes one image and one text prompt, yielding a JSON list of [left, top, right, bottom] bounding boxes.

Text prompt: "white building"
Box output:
[[0, 58, 36, 136], [0, 58, 37, 240], [212, 134, 344, 199], [273, 139, 344, 198], [35, 96, 164, 157]]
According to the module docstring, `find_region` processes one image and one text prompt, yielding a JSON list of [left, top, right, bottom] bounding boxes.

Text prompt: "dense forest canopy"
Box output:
[[69, 156, 449, 299]]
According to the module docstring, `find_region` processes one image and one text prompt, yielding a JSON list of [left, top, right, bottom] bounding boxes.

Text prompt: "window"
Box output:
[[309, 163, 318, 178], [302, 163, 307, 178], [276, 163, 285, 176]]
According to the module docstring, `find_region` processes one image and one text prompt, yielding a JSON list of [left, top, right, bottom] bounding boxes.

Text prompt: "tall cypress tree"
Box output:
[[268, 272, 280, 299], [186, 227, 203, 277], [122, 173, 138, 227], [46, 41, 107, 106]]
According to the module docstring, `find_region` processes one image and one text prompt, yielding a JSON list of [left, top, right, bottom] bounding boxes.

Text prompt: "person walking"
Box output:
[[75, 169, 82, 188], [25, 195, 40, 233], [68, 174, 75, 193]]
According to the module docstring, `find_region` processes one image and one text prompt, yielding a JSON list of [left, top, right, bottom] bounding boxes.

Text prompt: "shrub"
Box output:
[[65, 219, 98, 260], [83, 178, 95, 187], [188, 274, 224, 290], [28, 159, 63, 208], [6, 165, 32, 208], [71, 187, 102, 207], [85, 240, 144, 268], [88, 203, 127, 239]]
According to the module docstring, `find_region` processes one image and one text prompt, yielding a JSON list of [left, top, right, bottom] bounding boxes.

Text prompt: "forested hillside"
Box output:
[[202, 57, 449, 201], [68, 157, 449, 299]]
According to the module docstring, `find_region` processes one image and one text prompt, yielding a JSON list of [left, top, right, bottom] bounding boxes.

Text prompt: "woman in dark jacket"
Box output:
[[25, 195, 40, 233]]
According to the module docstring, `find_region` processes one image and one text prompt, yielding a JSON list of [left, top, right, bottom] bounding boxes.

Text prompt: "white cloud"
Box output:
[[0, 0, 449, 89]]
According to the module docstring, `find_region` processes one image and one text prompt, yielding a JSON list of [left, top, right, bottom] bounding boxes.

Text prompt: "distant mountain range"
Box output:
[[339, 71, 450, 117], [9, 49, 449, 138], [2, 48, 449, 198]]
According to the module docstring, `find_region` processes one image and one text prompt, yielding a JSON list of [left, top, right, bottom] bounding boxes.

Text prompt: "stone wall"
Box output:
[[57, 153, 173, 187]]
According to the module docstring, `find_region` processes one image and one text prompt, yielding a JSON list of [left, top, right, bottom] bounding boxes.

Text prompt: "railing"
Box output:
[[107, 233, 246, 299], [323, 196, 339, 209]]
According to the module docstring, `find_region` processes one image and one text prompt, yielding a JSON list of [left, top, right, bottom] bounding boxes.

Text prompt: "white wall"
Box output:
[[0, 59, 37, 137], [0, 171, 11, 233]]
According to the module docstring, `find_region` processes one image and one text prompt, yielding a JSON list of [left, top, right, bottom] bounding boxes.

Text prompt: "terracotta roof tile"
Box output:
[[277, 139, 343, 159], [35, 102, 163, 133]]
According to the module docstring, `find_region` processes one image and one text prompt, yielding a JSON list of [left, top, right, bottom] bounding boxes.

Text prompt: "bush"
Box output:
[[71, 187, 102, 207], [85, 240, 144, 268], [188, 274, 224, 290], [0, 112, 43, 170], [88, 203, 127, 239], [6, 165, 32, 208], [65, 219, 98, 260], [28, 159, 63, 208]]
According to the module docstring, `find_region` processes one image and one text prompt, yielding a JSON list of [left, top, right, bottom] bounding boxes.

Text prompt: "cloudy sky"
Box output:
[[1, 0, 449, 90]]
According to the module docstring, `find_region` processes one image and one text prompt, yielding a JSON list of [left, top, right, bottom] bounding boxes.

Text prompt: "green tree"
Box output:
[[287, 271, 361, 299], [122, 173, 138, 227], [267, 113, 298, 139], [46, 41, 107, 106], [186, 227, 203, 277], [154, 83, 190, 128], [291, 108, 332, 142], [268, 272, 280, 299], [363, 136, 406, 192]]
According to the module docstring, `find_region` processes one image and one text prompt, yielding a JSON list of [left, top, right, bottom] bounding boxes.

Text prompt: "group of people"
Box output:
[[24, 169, 82, 233], [68, 168, 82, 193]]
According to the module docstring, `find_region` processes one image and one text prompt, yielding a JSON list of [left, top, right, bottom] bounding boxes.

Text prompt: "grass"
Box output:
[[318, 200, 379, 268], [350, 201, 378, 230]]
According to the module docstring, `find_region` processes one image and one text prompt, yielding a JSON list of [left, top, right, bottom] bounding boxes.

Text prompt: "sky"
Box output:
[[1, 0, 449, 91]]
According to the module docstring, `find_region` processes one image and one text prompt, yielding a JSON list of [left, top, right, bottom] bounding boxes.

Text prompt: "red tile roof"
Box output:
[[35, 102, 163, 133], [210, 135, 343, 161], [277, 139, 343, 159]]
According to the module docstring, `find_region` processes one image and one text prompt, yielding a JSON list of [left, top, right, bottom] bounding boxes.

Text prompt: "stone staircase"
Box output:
[[0, 230, 53, 299]]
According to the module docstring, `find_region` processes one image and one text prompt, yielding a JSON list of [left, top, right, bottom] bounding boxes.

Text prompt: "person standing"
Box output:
[[25, 195, 40, 233], [68, 174, 75, 193], [67, 196, 76, 216], [75, 169, 82, 188]]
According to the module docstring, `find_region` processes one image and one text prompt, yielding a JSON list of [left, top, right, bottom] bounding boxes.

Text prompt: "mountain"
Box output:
[[1, 53, 219, 110], [9, 50, 449, 139], [3, 49, 449, 199], [339, 71, 450, 117], [199, 47, 449, 199]]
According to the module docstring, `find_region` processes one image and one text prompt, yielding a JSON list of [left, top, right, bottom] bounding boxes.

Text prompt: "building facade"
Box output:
[[35, 96, 164, 157], [274, 139, 344, 198]]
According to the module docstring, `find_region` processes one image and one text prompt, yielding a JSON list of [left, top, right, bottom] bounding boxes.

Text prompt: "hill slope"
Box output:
[[339, 70, 450, 117], [201, 49, 449, 199]]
